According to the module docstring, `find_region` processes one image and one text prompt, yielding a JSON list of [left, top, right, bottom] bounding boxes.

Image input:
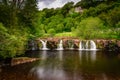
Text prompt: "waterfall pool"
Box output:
[[0, 50, 120, 80]]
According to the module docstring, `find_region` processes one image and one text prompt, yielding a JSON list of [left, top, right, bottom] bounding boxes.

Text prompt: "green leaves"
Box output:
[[75, 17, 105, 39]]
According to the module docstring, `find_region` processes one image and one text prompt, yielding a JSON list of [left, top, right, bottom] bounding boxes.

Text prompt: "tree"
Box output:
[[76, 0, 106, 8], [0, 0, 27, 28], [75, 17, 105, 39], [61, 2, 74, 17], [0, 4, 11, 27], [56, 23, 64, 33], [64, 17, 74, 32], [107, 7, 120, 27], [19, 0, 38, 34]]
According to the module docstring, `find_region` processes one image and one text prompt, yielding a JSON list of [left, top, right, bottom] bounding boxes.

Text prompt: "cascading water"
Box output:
[[85, 41, 89, 50], [40, 40, 49, 50], [57, 40, 63, 50], [69, 45, 74, 50], [68, 40, 74, 50], [79, 41, 84, 50], [90, 40, 96, 50], [79, 40, 97, 50], [31, 40, 36, 50], [31, 42, 36, 50]]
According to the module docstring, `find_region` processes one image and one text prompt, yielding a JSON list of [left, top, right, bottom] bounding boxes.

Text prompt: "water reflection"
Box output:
[[79, 51, 96, 64], [90, 51, 96, 62], [30, 51, 66, 80], [101, 73, 108, 80], [41, 50, 47, 60], [1, 51, 120, 80], [29, 51, 120, 80], [58, 51, 63, 61], [30, 51, 98, 80]]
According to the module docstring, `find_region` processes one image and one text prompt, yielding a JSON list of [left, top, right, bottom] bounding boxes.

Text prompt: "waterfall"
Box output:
[[68, 40, 74, 50], [85, 41, 89, 50], [90, 40, 96, 50], [57, 40, 63, 50], [79, 40, 96, 50], [31, 40, 36, 50], [79, 41, 84, 50], [40, 40, 49, 50], [32, 42, 36, 50], [69, 45, 74, 50]]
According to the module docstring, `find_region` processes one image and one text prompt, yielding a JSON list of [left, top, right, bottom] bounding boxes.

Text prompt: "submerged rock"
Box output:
[[11, 57, 40, 66]]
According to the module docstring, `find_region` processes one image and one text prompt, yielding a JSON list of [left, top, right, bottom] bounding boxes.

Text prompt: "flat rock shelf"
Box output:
[[11, 57, 40, 66]]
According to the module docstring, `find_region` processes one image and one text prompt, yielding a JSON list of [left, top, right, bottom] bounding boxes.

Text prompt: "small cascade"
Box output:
[[30, 40, 36, 50], [79, 41, 84, 50], [90, 40, 96, 50], [40, 40, 49, 50], [85, 41, 89, 50], [31, 42, 36, 50], [57, 40, 63, 50], [69, 45, 74, 50], [79, 40, 97, 50], [68, 40, 74, 50]]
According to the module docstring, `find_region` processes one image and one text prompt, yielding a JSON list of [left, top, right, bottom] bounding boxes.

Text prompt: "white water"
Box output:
[[40, 40, 49, 50], [90, 40, 96, 50], [79, 41, 84, 50], [79, 40, 97, 50], [57, 40, 64, 50], [85, 41, 89, 50]]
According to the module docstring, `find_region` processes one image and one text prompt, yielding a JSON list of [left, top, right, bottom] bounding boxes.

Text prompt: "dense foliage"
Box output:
[[36, 0, 120, 39], [0, 0, 120, 58], [0, 0, 38, 58]]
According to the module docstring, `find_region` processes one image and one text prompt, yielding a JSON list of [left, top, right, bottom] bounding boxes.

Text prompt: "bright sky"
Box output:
[[37, 0, 81, 10]]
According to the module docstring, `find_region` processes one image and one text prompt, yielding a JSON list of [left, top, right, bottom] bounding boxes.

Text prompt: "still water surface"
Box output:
[[0, 50, 120, 80]]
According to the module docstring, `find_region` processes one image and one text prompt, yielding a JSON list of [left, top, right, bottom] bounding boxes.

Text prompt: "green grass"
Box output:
[[54, 32, 76, 37], [40, 32, 76, 38]]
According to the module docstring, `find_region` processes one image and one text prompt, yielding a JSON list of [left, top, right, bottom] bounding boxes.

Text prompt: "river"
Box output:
[[0, 50, 120, 80]]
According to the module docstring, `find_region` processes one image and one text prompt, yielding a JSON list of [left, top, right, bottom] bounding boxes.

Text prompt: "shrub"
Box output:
[[74, 17, 105, 39]]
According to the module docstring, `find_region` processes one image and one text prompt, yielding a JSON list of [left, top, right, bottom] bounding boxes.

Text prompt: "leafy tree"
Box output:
[[107, 7, 120, 27], [56, 23, 64, 32], [19, 0, 38, 34], [48, 28, 56, 36], [61, 2, 74, 16], [75, 17, 105, 39], [64, 17, 74, 32], [0, 4, 11, 27]]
